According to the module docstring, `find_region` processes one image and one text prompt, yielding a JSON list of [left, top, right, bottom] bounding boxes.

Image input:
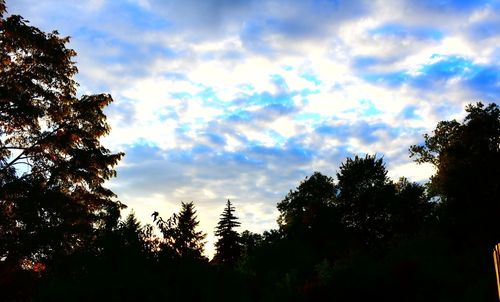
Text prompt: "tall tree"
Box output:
[[214, 199, 241, 266], [0, 1, 124, 267], [336, 155, 396, 247], [410, 102, 500, 247]]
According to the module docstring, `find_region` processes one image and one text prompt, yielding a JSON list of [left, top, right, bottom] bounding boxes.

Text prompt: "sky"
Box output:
[[8, 0, 500, 257]]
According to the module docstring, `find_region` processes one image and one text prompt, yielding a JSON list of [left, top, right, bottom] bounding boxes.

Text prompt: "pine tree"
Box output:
[[214, 199, 241, 266], [175, 202, 206, 258]]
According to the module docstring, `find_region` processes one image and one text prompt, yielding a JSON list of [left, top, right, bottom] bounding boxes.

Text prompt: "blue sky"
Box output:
[[9, 0, 500, 256]]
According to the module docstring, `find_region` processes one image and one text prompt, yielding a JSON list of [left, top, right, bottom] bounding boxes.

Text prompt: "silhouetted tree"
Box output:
[[214, 200, 241, 266], [0, 1, 123, 272], [277, 172, 339, 243], [410, 102, 500, 248], [176, 202, 206, 258], [154, 202, 206, 259], [336, 155, 396, 247], [240, 230, 263, 258], [392, 177, 433, 239]]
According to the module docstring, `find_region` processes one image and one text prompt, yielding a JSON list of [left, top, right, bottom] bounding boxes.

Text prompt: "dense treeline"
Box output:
[[1, 2, 499, 301]]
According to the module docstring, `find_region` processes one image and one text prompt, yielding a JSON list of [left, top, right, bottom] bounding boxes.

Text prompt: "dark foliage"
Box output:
[[214, 199, 241, 266]]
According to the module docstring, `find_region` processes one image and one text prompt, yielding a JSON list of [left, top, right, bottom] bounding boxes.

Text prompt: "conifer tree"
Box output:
[[214, 199, 241, 266], [154, 202, 206, 258], [175, 201, 206, 258]]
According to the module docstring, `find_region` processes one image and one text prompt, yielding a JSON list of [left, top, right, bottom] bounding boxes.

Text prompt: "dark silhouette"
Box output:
[[0, 2, 123, 298], [154, 201, 207, 259], [213, 199, 242, 266]]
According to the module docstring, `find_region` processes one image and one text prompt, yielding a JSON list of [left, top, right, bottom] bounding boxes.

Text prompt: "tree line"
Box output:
[[1, 1, 499, 301]]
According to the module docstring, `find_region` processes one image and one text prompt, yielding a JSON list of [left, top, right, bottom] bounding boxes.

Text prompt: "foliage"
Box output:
[[410, 102, 500, 247], [214, 199, 241, 266], [154, 201, 206, 259], [277, 172, 339, 242], [0, 1, 123, 269], [336, 155, 396, 247]]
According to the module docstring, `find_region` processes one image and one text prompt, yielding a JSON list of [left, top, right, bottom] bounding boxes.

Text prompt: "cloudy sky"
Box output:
[[8, 0, 500, 256]]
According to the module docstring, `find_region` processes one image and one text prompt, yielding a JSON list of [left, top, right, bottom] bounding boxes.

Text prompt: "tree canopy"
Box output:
[[0, 1, 123, 268], [410, 102, 500, 247]]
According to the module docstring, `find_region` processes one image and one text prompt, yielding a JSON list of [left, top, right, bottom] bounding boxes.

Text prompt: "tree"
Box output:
[[154, 202, 206, 259], [214, 199, 241, 266], [0, 2, 124, 268], [176, 202, 206, 258], [392, 177, 432, 239], [410, 102, 500, 247], [336, 155, 396, 247], [277, 172, 338, 241]]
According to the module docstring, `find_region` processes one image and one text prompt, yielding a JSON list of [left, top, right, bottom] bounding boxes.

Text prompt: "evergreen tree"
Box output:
[[175, 202, 206, 258], [154, 202, 206, 259], [214, 200, 241, 266]]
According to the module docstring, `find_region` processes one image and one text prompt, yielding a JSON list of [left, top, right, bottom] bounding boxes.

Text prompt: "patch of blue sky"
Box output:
[[294, 112, 322, 122], [157, 109, 178, 121], [464, 66, 500, 99], [196, 87, 218, 101], [237, 83, 255, 92], [208, 150, 265, 167], [163, 149, 195, 164], [469, 20, 500, 40], [248, 144, 284, 157], [236, 90, 296, 108], [175, 124, 191, 135], [315, 124, 349, 137], [224, 109, 253, 122], [270, 74, 289, 91], [285, 144, 314, 162], [106, 1, 172, 31], [74, 27, 167, 70], [205, 133, 226, 146], [415, 0, 494, 12], [191, 144, 212, 155], [352, 56, 380, 69], [268, 130, 287, 145], [418, 55, 472, 78], [400, 105, 421, 120], [282, 65, 293, 71], [355, 123, 400, 144], [162, 72, 188, 81], [170, 92, 192, 99], [262, 17, 315, 39], [130, 137, 160, 148], [239, 20, 275, 55], [359, 99, 381, 116], [315, 121, 400, 144], [369, 23, 443, 41], [411, 55, 500, 94], [300, 73, 321, 86], [361, 71, 409, 87], [299, 88, 320, 96]]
